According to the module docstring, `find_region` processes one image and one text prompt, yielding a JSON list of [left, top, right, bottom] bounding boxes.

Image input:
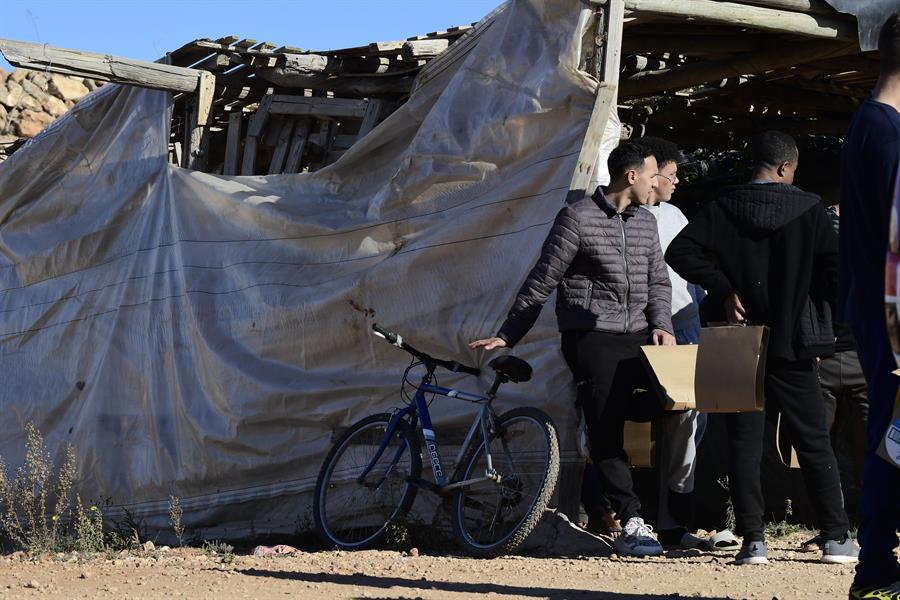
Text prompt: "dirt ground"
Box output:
[[0, 532, 862, 600]]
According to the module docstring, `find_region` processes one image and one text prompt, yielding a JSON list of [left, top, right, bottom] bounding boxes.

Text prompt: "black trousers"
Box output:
[[726, 357, 850, 542], [561, 329, 666, 524], [818, 349, 868, 520]]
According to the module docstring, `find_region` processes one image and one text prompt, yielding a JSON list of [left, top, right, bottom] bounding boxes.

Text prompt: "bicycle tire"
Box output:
[[451, 406, 560, 557], [314, 413, 422, 550]]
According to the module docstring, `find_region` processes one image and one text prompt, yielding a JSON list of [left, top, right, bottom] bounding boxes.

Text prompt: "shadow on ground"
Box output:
[[240, 568, 733, 599]]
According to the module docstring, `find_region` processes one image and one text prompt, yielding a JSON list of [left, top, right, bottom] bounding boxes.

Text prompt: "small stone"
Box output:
[[23, 580, 39, 589], [9, 70, 28, 84], [48, 74, 89, 102], [41, 95, 68, 117], [12, 109, 53, 138], [79, 571, 91, 579], [16, 93, 43, 112], [409, 547, 419, 557], [142, 540, 155, 552], [0, 81, 24, 110]]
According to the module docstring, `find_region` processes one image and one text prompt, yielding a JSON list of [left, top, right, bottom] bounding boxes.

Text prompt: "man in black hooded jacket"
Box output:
[[666, 131, 857, 565]]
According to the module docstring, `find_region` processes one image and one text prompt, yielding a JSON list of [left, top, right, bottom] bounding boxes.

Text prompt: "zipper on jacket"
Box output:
[[619, 214, 629, 332], [584, 281, 593, 309]]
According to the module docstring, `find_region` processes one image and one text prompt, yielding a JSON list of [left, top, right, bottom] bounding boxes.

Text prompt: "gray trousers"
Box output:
[[657, 409, 707, 530]]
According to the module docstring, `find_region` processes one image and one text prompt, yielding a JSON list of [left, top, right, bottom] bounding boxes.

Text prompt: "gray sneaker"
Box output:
[[822, 536, 859, 564], [734, 540, 768, 565]]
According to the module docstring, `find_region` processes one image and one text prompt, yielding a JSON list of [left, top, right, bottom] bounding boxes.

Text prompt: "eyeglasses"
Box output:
[[656, 172, 678, 184]]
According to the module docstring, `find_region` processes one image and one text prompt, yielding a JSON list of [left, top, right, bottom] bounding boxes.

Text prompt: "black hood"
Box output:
[[716, 183, 821, 233]]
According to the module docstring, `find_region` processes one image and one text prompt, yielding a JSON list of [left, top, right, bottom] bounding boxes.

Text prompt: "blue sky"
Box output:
[[0, 0, 500, 72]]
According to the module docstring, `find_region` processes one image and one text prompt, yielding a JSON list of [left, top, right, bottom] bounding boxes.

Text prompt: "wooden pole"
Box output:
[[620, 40, 858, 98], [622, 0, 856, 41], [182, 71, 216, 171], [569, 0, 625, 197], [0, 38, 201, 94], [732, 0, 836, 14]]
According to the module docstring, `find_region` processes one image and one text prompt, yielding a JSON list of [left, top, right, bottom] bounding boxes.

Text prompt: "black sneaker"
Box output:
[[733, 540, 768, 565], [848, 580, 900, 599]]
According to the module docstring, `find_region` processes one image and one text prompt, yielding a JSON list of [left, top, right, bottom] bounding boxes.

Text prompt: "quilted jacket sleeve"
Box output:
[[645, 225, 674, 334], [497, 206, 580, 347]]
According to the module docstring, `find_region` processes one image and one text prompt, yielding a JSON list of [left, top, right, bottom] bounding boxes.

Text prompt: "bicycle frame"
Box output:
[[356, 364, 501, 493]]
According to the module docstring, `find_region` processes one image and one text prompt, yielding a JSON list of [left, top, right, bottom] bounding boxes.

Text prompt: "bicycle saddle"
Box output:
[[488, 355, 533, 383]]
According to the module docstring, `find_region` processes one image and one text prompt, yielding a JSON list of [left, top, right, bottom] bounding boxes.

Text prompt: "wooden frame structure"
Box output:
[[0, 0, 870, 172]]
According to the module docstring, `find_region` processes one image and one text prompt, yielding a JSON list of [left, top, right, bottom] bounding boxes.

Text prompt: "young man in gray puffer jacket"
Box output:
[[470, 142, 676, 557]]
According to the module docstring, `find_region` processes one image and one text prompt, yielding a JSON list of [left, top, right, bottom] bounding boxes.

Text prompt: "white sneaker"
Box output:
[[614, 517, 664, 557]]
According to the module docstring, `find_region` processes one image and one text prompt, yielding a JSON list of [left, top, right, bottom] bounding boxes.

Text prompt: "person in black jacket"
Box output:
[[470, 142, 676, 557], [666, 131, 857, 566]]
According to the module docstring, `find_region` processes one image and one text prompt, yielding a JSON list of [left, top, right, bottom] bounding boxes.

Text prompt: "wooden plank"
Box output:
[[234, 39, 258, 49], [223, 112, 243, 175], [240, 95, 273, 175], [193, 53, 233, 72], [368, 41, 406, 55], [357, 99, 384, 139], [268, 96, 369, 118], [183, 71, 216, 170], [621, 40, 858, 98], [401, 39, 450, 60], [622, 0, 856, 41], [730, 0, 837, 14], [215, 35, 241, 45], [268, 119, 296, 174], [0, 38, 202, 93], [569, 0, 624, 197], [255, 67, 416, 95], [284, 120, 313, 173]]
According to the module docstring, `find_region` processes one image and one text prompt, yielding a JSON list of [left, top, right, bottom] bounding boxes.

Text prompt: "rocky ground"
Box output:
[[0, 531, 861, 600]]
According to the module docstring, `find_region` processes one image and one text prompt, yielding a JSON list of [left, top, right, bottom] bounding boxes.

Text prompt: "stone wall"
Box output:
[[0, 68, 102, 159]]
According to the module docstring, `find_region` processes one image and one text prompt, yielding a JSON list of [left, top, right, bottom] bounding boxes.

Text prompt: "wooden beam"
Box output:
[[240, 95, 273, 175], [284, 120, 313, 173], [621, 40, 858, 98], [268, 95, 369, 119], [183, 71, 216, 170], [622, 34, 763, 55], [357, 99, 384, 138], [223, 112, 243, 176], [732, 0, 837, 14], [267, 118, 295, 174], [570, 0, 625, 198], [254, 68, 416, 95], [0, 38, 202, 94], [622, 0, 856, 40], [401, 39, 450, 60]]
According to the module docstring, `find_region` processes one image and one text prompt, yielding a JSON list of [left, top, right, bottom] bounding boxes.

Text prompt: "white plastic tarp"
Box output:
[[0, 0, 611, 537]]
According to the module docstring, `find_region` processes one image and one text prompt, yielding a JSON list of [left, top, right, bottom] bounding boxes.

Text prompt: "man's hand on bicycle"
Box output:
[[469, 336, 507, 351]]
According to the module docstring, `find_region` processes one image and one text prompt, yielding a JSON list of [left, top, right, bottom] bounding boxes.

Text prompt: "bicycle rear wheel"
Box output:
[[452, 407, 560, 557], [314, 413, 421, 550]]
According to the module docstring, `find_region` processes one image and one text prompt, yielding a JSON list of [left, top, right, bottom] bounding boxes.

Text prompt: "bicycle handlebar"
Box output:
[[372, 323, 481, 377]]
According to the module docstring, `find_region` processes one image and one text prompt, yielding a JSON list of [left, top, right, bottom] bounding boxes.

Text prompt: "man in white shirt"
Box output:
[[640, 137, 711, 549]]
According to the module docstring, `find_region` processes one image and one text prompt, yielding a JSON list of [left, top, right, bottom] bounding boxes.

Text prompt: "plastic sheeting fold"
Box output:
[[0, 0, 610, 537]]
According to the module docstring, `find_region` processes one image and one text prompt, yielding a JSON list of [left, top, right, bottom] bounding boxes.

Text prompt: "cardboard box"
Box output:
[[694, 325, 769, 413], [640, 325, 768, 414], [640, 344, 698, 410], [624, 421, 654, 468]]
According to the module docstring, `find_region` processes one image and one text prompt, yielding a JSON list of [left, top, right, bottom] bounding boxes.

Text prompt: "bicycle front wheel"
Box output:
[[452, 407, 560, 557], [314, 413, 422, 550]]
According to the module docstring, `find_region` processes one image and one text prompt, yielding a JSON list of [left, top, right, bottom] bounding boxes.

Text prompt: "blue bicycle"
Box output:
[[314, 324, 560, 557]]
